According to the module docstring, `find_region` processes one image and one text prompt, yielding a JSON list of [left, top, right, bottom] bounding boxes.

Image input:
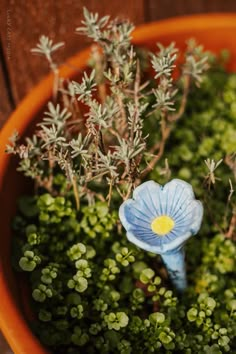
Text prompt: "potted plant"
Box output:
[[0, 9, 236, 354]]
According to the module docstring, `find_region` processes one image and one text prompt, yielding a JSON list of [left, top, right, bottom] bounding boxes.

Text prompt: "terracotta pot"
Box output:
[[1, 14, 236, 354]]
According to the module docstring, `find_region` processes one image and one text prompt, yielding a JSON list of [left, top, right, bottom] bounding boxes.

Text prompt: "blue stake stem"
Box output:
[[161, 247, 187, 292]]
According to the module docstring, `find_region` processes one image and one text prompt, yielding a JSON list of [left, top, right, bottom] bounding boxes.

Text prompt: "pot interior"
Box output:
[[1, 14, 236, 354]]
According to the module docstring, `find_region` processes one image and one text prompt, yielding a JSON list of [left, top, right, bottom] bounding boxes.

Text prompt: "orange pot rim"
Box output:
[[1, 13, 236, 354]]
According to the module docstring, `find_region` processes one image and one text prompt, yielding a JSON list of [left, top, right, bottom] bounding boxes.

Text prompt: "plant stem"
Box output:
[[92, 45, 107, 103], [141, 75, 191, 179], [107, 177, 114, 207], [130, 60, 140, 143], [168, 74, 191, 122], [72, 175, 80, 210], [225, 212, 236, 240], [140, 116, 170, 178]]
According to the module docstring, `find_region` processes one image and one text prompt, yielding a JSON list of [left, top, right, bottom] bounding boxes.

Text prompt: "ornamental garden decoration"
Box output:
[[119, 179, 203, 291]]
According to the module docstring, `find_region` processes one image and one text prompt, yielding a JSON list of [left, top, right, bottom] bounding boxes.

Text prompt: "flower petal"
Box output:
[[174, 199, 203, 234], [119, 199, 151, 232], [189, 200, 203, 235], [126, 231, 158, 253], [163, 179, 195, 217], [133, 180, 163, 217]]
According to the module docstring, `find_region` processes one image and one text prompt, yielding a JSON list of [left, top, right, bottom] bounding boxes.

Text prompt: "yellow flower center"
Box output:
[[151, 215, 175, 236]]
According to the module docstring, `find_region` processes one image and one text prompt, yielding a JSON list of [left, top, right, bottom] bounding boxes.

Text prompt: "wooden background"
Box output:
[[0, 0, 236, 127]]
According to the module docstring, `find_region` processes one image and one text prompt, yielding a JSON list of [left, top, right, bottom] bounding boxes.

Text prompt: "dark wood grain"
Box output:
[[0, 62, 12, 127], [146, 0, 236, 21], [1, 0, 236, 126], [0, 6, 15, 126], [0, 44, 13, 127], [0, 0, 145, 107]]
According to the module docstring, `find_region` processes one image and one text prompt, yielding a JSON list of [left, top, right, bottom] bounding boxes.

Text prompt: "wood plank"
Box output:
[[146, 0, 236, 21], [2, 0, 236, 126], [0, 45, 14, 128], [0, 0, 145, 113]]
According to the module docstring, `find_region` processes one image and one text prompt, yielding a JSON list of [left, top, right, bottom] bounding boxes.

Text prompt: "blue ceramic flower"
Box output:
[[119, 179, 203, 291]]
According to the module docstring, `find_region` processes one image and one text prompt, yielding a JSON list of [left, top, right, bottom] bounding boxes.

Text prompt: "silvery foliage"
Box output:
[[7, 8, 209, 202]]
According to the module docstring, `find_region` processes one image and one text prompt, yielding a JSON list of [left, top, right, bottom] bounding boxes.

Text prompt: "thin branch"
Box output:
[[72, 175, 80, 210], [140, 118, 171, 178], [91, 45, 107, 103], [130, 60, 141, 143], [225, 212, 236, 240], [168, 74, 191, 122]]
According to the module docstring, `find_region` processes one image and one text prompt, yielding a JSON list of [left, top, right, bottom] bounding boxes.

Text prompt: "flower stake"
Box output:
[[119, 179, 203, 291]]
